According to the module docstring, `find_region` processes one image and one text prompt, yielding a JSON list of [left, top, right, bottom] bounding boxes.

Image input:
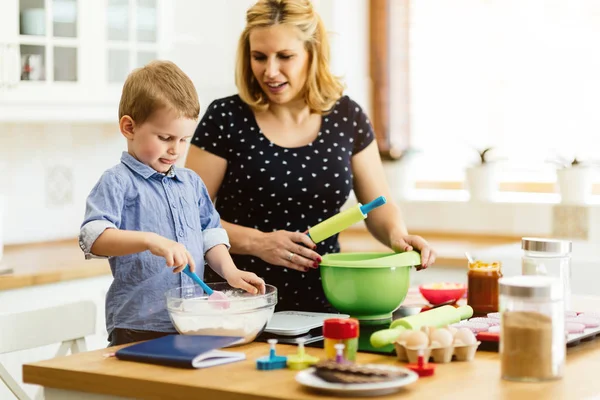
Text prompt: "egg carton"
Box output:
[[393, 326, 481, 364]]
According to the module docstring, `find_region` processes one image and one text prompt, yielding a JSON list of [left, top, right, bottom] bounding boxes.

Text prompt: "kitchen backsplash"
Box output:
[[1, 122, 125, 244]]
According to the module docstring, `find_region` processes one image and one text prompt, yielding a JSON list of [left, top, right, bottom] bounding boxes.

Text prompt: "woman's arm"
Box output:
[[351, 141, 435, 268]]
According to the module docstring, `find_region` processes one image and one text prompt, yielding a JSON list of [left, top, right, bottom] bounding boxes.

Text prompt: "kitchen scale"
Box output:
[[256, 311, 397, 355]]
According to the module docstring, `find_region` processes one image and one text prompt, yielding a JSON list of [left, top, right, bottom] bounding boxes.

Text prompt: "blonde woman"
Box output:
[[186, 0, 436, 312]]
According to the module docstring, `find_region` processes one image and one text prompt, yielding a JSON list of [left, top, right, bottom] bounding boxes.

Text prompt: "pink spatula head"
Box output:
[[182, 265, 230, 309]]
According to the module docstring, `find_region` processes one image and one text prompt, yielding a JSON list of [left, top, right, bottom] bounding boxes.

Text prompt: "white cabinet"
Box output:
[[0, 0, 171, 122]]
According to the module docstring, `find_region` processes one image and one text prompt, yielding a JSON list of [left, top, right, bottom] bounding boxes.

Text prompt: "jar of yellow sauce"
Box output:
[[323, 318, 359, 362]]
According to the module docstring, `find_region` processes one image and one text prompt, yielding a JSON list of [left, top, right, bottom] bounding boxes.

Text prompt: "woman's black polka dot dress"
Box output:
[[191, 94, 374, 313]]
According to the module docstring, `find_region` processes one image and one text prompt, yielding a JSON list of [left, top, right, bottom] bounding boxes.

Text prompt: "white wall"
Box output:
[[0, 0, 371, 245]]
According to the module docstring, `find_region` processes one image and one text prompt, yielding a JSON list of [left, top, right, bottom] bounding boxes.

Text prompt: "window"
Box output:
[[379, 0, 600, 188]]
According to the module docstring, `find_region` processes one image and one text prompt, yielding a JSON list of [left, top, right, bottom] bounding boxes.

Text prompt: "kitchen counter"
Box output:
[[22, 295, 600, 400], [0, 240, 109, 291], [0, 231, 518, 291]]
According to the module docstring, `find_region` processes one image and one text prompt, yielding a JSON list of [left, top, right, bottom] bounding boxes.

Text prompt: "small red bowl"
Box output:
[[419, 283, 467, 305]]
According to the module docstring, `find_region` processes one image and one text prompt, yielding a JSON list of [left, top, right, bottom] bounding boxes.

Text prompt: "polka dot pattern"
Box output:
[[192, 95, 374, 312]]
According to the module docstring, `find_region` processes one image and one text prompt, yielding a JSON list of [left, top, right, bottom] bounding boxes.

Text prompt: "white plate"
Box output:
[[295, 364, 419, 397]]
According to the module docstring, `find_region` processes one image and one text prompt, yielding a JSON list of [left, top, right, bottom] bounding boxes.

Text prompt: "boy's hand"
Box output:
[[225, 270, 266, 295], [145, 233, 196, 273]]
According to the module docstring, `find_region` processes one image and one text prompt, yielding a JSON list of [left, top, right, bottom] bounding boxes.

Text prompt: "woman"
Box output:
[[185, 0, 436, 312]]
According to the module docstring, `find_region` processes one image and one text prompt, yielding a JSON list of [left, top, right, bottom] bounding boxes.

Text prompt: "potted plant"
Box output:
[[551, 157, 595, 204], [465, 147, 500, 202]]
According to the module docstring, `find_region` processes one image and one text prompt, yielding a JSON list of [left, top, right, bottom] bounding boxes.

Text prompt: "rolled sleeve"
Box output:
[[203, 227, 230, 253], [80, 170, 126, 259], [79, 220, 117, 259]]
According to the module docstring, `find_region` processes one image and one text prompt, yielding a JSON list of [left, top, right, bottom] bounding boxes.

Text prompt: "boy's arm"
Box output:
[[90, 229, 154, 257], [205, 244, 265, 294], [79, 170, 195, 272], [92, 229, 195, 273], [79, 170, 127, 259]]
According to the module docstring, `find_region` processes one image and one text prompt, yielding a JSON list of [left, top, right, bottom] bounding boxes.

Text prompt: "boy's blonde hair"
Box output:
[[235, 0, 344, 114], [119, 60, 200, 124]]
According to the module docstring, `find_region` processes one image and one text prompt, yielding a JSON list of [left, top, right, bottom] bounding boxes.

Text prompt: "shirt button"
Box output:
[[178, 231, 184, 237], [172, 203, 177, 208]]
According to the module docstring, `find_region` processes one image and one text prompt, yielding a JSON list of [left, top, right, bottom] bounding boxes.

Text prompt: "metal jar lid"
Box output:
[[499, 275, 563, 300], [521, 237, 572, 254]]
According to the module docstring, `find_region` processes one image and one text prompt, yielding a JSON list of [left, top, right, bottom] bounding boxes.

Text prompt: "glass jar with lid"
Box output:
[[467, 260, 502, 316], [521, 237, 572, 310], [499, 275, 565, 382]]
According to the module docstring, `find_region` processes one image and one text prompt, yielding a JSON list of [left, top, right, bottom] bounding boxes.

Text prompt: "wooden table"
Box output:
[[23, 296, 600, 400]]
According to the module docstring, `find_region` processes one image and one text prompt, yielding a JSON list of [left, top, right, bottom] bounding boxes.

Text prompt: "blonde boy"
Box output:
[[79, 61, 264, 346]]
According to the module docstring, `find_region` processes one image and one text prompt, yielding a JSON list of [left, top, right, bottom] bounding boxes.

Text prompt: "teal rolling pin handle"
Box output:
[[182, 265, 214, 295], [359, 195, 387, 215], [306, 196, 387, 242]]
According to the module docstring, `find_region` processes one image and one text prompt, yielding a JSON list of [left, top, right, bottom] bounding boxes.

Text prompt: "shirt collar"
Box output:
[[120, 151, 185, 181]]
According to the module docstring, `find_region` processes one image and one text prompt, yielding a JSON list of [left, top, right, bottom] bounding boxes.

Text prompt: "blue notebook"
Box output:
[[115, 335, 246, 369]]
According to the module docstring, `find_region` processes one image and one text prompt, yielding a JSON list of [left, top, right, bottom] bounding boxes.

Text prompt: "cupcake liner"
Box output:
[[565, 310, 578, 318], [469, 317, 500, 326], [571, 316, 600, 328], [578, 311, 600, 319], [566, 322, 586, 334], [457, 321, 489, 333], [488, 325, 501, 333]]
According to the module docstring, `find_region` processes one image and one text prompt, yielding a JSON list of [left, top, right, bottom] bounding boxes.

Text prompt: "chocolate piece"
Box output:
[[313, 360, 409, 384]]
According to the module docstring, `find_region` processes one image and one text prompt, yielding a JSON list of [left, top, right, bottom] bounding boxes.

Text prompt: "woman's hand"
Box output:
[[254, 230, 321, 272], [391, 234, 436, 270], [145, 233, 196, 273]]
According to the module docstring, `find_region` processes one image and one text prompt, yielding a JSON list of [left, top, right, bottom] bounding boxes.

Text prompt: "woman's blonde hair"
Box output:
[[235, 0, 344, 114]]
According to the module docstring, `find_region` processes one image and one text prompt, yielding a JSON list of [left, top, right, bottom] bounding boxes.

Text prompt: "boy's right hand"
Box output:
[[145, 233, 196, 273]]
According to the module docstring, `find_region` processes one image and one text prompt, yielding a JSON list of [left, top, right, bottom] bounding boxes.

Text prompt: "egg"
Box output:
[[405, 330, 429, 349], [429, 328, 454, 348], [453, 327, 477, 346], [395, 329, 414, 344], [446, 325, 458, 335]]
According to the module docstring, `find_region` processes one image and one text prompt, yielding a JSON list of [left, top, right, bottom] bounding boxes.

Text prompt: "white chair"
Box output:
[[0, 301, 96, 400]]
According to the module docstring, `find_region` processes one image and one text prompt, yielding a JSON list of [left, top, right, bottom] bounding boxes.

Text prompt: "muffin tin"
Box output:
[[393, 326, 481, 364], [453, 311, 600, 347]]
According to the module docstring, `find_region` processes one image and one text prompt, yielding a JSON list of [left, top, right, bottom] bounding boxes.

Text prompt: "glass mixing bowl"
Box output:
[[165, 283, 277, 345]]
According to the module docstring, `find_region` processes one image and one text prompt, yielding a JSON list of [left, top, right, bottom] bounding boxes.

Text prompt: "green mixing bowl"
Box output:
[[320, 252, 420, 323]]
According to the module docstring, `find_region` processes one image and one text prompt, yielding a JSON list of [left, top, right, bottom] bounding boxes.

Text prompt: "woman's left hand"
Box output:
[[391, 235, 436, 270]]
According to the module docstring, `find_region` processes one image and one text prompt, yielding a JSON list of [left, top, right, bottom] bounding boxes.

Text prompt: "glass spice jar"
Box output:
[[467, 260, 502, 316], [499, 275, 565, 382], [521, 237, 572, 311]]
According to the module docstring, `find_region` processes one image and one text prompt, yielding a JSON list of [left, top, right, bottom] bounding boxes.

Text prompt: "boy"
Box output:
[[79, 61, 265, 346]]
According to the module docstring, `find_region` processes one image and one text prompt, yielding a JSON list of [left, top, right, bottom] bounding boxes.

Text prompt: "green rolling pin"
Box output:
[[390, 305, 473, 329], [307, 196, 387, 243], [370, 305, 473, 348]]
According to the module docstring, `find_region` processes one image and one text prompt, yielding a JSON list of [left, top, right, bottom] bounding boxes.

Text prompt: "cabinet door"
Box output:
[[0, 0, 170, 121], [0, 0, 20, 92], [100, 0, 164, 104], [0, 0, 93, 120]]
